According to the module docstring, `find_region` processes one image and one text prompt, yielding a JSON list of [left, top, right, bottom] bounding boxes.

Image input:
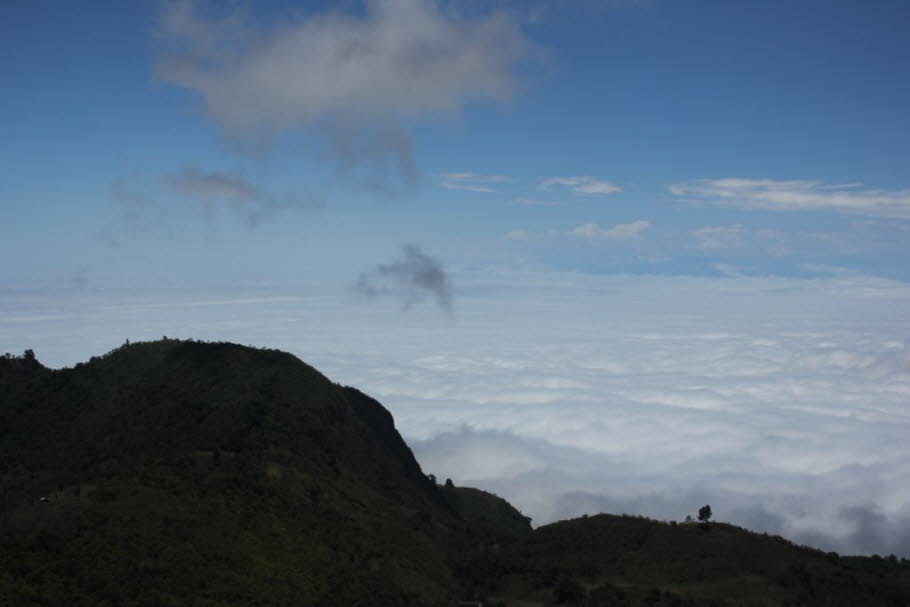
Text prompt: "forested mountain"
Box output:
[[1, 340, 908, 606]]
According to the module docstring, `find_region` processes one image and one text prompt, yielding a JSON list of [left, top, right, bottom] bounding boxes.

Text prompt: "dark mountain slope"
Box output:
[[1, 340, 429, 491], [440, 484, 532, 540], [0, 340, 472, 606], [467, 513, 910, 606]]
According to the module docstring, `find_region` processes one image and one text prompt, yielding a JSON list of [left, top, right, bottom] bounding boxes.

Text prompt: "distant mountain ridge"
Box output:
[[1, 340, 909, 606]]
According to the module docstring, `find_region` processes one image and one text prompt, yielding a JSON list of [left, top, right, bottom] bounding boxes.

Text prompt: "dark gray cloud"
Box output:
[[96, 168, 316, 250], [327, 122, 419, 194], [68, 266, 90, 289], [356, 245, 453, 313], [163, 167, 321, 228]]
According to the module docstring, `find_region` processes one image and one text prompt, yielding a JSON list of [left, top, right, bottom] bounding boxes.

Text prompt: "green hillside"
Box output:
[[0, 340, 467, 605], [1, 340, 908, 606], [466, 514, 910, 606]]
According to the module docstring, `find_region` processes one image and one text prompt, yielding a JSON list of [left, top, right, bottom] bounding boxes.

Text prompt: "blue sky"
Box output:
[[3, 0, 910, 289]]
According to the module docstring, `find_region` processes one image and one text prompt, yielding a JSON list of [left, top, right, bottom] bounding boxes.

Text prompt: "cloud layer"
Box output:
[[669, 178, 910, 219], [4, 273, 910, 556]]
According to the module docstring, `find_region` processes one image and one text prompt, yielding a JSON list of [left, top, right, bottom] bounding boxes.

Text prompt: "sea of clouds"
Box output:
[[3, 271, 909, 557]]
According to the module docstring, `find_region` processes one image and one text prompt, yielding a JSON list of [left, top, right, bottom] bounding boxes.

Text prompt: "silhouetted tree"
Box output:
[[444, 478, 454, 488], [698, 504, 712, 525]]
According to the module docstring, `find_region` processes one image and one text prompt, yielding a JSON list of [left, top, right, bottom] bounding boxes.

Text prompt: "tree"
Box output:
[[697, 504, 712, 524]]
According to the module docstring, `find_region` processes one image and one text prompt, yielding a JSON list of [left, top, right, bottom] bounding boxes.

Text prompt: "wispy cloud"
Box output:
[[540, 176, 621, 196], [500, 229, 531, 241], [668, 178, 910, 219], [711, 262, 745, 277], [570, 220, 650, 240], [441, 172, 512, 192], [163, 167, 320, 227], [801, 263, 861, 276], [95, 177, 172, 249], [514, 197, 560, 207], [155, 0, 531, 188], [691, 224, 745, 250], [355, 245, 453, 314]]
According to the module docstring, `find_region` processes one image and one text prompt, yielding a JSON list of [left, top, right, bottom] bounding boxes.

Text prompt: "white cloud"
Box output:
[[691, 224, 745, 249], [755, 228, 781, 240], [500, 229, 531, 240], [514, 197, 560, 207], [801, 263, 860, 276], [668, 178, 910, 219], [6, 272, 910, 556], [711, 263, 745, 277], [540, 176, 621, 196], [570, 220, 650, 240], [441, 172, 512, 192], [155, 0, 530, 184]]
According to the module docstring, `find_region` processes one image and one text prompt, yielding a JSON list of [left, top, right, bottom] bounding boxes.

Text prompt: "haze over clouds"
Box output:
[[4, 274, 910, 557]]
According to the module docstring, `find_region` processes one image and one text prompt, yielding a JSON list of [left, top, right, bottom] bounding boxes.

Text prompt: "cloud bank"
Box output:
[[156, 0, 530, 185], [4, 273, 910, 556], [669, 178, 910, 219], [333, 273, 910, 557]]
